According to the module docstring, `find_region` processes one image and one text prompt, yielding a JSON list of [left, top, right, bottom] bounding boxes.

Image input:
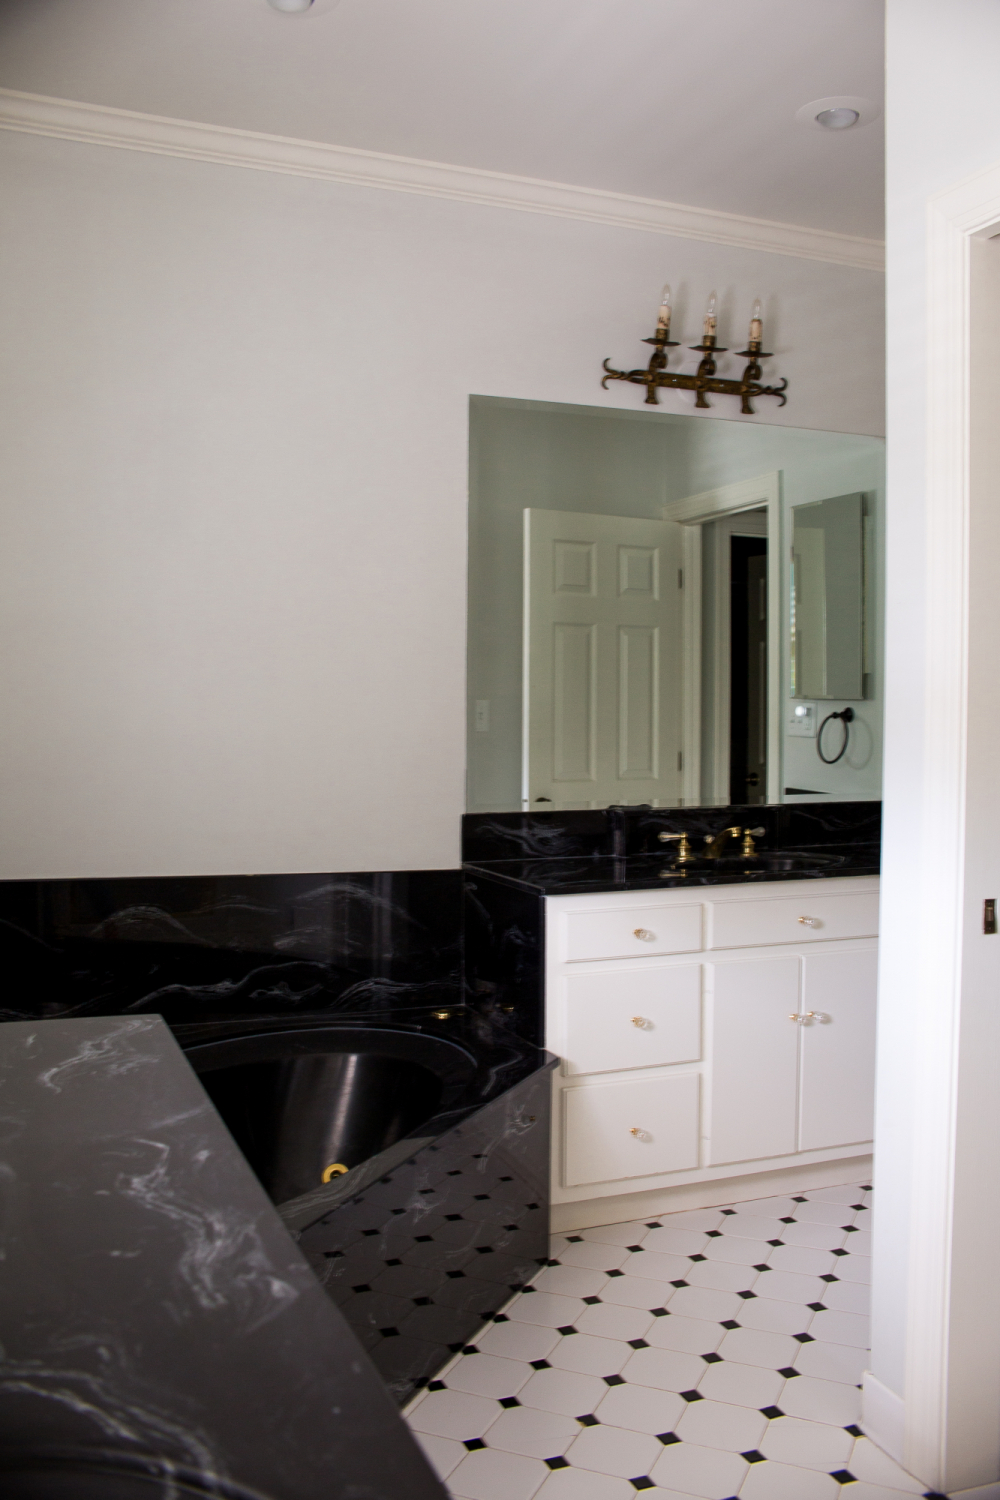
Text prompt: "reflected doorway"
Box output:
[[730, 534, 768, 804]]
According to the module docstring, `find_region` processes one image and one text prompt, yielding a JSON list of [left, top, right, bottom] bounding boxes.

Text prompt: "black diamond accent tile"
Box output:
[[500, 1175, 513, 1182], [626, 1245, 644, 1253], [583, 1296, 602, 1305], [779, 1216, 796, 1223], [385, 1258, 402, 1267], [767, 1239, 785, 1247], [861, 1185, 872, 1191], [546, 1258, 561, 1266], [530, 1360, 551, 1370], [414, 1235, 433, 1243], [557, 1326, 578, 1336], [738, 1290, 757, 1300], [390, 1208, 406, 1216], [446, 1270, 466, 1280], [679, 1390, 703, 1403], [721, 1209, 737, 1215], [604, 1374, 625, 1386], [706, 1230, 723, 1237], [628, 1339, 649, 1349], [820, 1274, 840, 1283], [923, 1492, 950, 1498], [844, 1424, 863, 1436], [461, 1345, 478, 1355], [444, 1214, 464, 1222], [630, 1478, 655, 1490], [830, 1471, 856, 1485], [493, 1313, 509, 1323], [720, 1320, 741, 1329], [474, 1194, 490, 1201], [446, 1169, 462, 1176], [760, 1405, 785, 1419], [351, 1284, 371, 1294], [702, 1352, 723, 1363], [807, 1302, 827, 1312], [645, 1222, 662, 1229], [832, 1248, 849, 1256], [361, 1229, 379, 1237], [607, 1269, 625, 1278], [522, 1284, 537, 1292], [792, 1195, 808, 1202], [844, 1224, 860, 1233], [657, 1432, 680, 1446], [689, 1254, 707, 1262], [475, 1246, 494, 1255], [777, 1367, 800, 1378], [527, 1202, 540, 1210], [566, 1235, 584, 1242], [428, 1379, 446, 1390], [752, 1263, 770, 1272], [463, 1438, 486, 1451], [794, 1332, 815, 1343], [504, 1225, 520, 1233], [499, 1397, 520, 1408], [650, 1307, 669, 1317], [742, 1450, 766, 1463], [412, 1297, 433, 1307], [670, 1279, 689, 1288], [322, 1250, 343, 1260], [577, 1414, 599, 1426], [850, 1202, 865, 1210], [447, 1342, 464, 1352], [545, 1457, 569, 1470]]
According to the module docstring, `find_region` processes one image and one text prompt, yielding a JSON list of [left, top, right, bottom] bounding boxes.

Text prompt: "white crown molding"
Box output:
[[0, 88, 884, 272]]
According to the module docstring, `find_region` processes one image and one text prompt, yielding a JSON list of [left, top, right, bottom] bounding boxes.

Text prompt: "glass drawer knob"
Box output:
[[631, 1015, 648, 1028], [633, 927, 654, 940], [798, 916, 820, 927]]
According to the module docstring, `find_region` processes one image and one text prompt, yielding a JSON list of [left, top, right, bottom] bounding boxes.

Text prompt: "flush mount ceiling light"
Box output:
[[795, 95, 880, 131]]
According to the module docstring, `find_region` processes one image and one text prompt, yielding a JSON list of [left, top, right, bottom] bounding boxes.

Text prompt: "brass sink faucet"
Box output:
[[702, 826, 743, 859]]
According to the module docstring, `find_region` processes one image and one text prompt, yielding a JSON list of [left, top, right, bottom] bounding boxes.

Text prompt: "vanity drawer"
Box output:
[[561, 902, 703, 962], [561, 964, 702, 1075], [708, 889, 879, 949], [563, 1072, 700, 1187]]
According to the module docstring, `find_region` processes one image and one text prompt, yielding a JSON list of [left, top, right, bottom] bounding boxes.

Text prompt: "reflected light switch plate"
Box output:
[[474, 700, 490, 732], [788, 701, 817, 737]]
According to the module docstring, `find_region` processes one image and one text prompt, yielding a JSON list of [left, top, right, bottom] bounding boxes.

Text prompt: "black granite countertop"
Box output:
[[0, 1015, 445, 1500], [464, 842, 881, 895]]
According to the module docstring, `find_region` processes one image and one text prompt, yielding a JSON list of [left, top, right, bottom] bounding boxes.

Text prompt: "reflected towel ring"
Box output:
[[817, 706, 855, 764]]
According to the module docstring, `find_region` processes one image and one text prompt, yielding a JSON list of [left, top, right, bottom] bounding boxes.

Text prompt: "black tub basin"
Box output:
[[186, 1027, 476, 1206]]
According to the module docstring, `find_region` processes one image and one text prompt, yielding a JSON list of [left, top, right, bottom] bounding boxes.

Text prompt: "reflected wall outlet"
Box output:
[[788, 701, 817, 737]]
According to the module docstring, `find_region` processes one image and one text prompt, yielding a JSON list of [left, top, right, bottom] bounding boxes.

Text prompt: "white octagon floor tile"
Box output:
[[558, 1240, 633, 1270], [791, 1198, 858, 1227], [594, 1381, 685, 1435], [701, 1235, 771, 1266], [575, 1301, 654, 1342], [735, 1297, 817, 1335], [507, 1292, 586, 1328], [758, 1413, 853, 1469], [808, 1308, 870, 1348], [836, 1254, 872, 1285], [600, 1274, 678, 1310], [651, 1209, 726, 1232], [717, 1325, 800, 1369], [517, 1367, 608, 1417], [644, 1314, 725, 1355], [534, 1264, 609, 1299], [777, 1373, 862, 1426], [847, 1230, 872, 1256], [738, 1458, 841, 1500], [674, 1395, 767, 1453], [547, 1332, 631, 1377], [800, 1183, 868, 1207], [445, 1353, 533, 1399], [621, 1344, 707, 1392], [649, 1439, 749, 1499], [844, 1486, 928, 1500], [821, 1278, 870, 1315], [684, 1260, 758, 1293], [534, 1467, 635, 1500], [751, 1268, 827, 1305], [715, 1213, 787, 1242], [579, 1221, 657, 1248], [847, 1436, 926, 1493], [794, 1338, 868, 1386], [622, 1249, 693, 1282], [482, 1405, 580, 1459], [697, 1358, 784, 1410], [642, 1226, 710, 1257], [564, 1423, 663, 1479], [477, 1321, 562, 1363], [409, 1388, 502, 1440], [778, 1220, 848, 1251], [666, 1286, 744, 1323], [413, 1430, 465, 1482], [766, 1244, 837, 1277], [727, 1196, 800, 1217], [448, 1446, 548, 1500]]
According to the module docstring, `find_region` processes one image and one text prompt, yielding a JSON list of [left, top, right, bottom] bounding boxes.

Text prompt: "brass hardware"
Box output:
[[797, 916, 820, 928], [789, 1013, 799, 1021], [631, 1016, 649, 1028], [658, 831, 692, 861], [321, 1163, 349, 1182], [432, 1010, 452, 1019], [602, 322, 788, 415], [742, 826, 766, 857], [630, 1127, 643, 1137], [703, 826, 742, 859], [633, 927, 654, 940], [789, 1012, 817, 1024]]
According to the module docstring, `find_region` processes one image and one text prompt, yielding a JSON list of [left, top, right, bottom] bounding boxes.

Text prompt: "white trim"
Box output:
[[680, 526, 703, 806], [0, 88, 885, 271], [664, 472, 782, 805], [860, 1372, 905, 1465]]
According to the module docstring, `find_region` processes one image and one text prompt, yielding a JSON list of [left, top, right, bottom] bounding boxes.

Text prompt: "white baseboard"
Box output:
[[550, 1155, 873, 1232], [950, 1487, 1000, 1499], [861, 1371, 906, 1466]]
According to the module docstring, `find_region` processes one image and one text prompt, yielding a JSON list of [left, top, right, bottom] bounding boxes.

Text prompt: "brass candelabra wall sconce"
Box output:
[[602, 286, 788, 414]]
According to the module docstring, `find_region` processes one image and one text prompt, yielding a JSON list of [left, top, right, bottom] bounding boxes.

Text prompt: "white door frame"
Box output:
[[664, 472, 782, 805], [862, 163, 1000, 1491]]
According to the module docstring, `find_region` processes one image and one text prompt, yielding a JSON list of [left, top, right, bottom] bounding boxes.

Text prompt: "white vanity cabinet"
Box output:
[[545, 876, 879, 1209]]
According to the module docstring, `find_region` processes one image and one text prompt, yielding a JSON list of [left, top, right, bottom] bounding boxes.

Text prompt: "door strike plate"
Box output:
[[985, 898, 997, 935]]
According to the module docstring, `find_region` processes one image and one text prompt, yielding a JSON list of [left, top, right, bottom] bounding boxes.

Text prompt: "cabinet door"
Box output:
[[708, 955, 800, 1165], [798, 946, 877, 1151]]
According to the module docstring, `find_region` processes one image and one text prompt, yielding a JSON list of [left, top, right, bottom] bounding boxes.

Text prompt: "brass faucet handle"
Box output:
[[742, 826, 765, 856], [657, 831, 692, 860]]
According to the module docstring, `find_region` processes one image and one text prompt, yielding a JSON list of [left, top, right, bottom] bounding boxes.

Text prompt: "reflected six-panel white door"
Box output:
[[523, 508, 685, 809]]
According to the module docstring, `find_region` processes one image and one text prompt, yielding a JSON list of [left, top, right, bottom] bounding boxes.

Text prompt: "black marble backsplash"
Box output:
[[463, 801, 881, 863], [0, 870, 461, 1025]]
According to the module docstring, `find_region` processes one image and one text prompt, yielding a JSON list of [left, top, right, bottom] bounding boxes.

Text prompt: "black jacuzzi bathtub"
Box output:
[[186, 1027, 477, 1207]]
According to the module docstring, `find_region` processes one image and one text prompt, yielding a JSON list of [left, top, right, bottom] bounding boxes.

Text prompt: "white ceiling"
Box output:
[[0, 0, 885, 239]]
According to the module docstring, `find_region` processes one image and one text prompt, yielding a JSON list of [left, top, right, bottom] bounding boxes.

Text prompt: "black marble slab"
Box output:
[[0, 870, 461, 1025], [0, 1015, 445, 1499]]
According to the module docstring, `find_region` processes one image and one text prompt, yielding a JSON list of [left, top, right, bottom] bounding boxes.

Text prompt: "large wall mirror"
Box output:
[[467, 396, 884, 813]]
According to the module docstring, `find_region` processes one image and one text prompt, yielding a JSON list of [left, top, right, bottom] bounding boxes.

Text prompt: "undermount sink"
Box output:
[[659, 849, 845, 876]]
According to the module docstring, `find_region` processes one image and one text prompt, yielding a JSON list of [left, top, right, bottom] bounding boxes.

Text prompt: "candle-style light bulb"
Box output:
[[703, 290, 718, 342], [656, 283, 672, 334], [749, 297, 763, 346]]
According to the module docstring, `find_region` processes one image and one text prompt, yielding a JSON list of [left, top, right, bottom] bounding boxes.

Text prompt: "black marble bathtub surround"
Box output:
[[0, 1016, 445, 1499]]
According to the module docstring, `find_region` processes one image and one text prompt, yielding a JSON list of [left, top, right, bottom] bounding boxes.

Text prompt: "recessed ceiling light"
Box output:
[[795, 96, 880, 132], [267, 0, 314, 11], [815, 107, 860, 130]]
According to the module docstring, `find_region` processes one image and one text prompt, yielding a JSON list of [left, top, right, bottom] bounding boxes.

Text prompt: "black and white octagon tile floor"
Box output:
[[405, 1180, 941, 1500]]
